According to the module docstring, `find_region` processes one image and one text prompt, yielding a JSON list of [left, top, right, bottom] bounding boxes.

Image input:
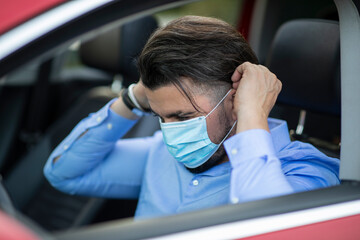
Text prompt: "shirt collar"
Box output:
[[196, 161, 231, 177]]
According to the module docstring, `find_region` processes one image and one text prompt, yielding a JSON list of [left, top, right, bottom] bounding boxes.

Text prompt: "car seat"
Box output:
[[3, 15, 159, 231], [267, 19, 341, 157]]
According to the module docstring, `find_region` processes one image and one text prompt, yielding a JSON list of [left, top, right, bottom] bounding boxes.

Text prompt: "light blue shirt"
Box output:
[[44, 99, 340, 219]]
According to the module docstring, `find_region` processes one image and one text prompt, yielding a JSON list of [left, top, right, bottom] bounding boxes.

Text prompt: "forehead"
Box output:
[[144, 83, 211, 116]]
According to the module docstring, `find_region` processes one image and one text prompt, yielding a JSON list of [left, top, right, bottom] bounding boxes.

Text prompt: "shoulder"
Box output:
[[278, 140, 340, 184], [279, 140, 338, 163]]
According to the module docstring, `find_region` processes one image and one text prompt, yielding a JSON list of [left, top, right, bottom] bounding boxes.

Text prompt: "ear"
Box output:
[[224, 89, 237, 121]]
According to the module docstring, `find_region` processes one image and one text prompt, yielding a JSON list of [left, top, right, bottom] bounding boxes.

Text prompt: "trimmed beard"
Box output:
[[186, 112, 235, 174], [186, 144, 228, 174]]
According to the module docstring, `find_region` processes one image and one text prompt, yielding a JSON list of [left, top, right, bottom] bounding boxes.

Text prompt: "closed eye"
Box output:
[[176, 116, 191, 121], [151, 109, 197, 123]]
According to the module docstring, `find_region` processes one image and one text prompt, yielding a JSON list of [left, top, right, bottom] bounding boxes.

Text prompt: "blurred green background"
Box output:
[[65, 0, 242, 69], [155, 0, 242, 26]]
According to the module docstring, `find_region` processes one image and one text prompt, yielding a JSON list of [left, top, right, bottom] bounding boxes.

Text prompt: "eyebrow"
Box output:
[[165, 111, 197, 119], [150, 107, 196, 119]]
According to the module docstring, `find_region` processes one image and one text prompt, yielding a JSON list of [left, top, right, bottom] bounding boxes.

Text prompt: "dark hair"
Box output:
[[138, 15, 258, 108]]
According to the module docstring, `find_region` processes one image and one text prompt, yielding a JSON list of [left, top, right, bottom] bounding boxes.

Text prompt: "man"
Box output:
[[44, 16, 340, 219]]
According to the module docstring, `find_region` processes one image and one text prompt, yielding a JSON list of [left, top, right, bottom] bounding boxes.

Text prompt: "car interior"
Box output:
[[267, 18, 340, 158], [2, 15, 161, 231], [0, 0, 346, 235]]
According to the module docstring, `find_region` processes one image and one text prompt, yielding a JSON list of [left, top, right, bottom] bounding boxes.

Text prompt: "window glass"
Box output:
[[155, 0, 242, 26]]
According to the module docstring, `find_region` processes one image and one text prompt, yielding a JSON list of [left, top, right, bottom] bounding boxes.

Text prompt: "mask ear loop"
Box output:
[[205, 89, 233, 118], [217, 120, 237, 146]]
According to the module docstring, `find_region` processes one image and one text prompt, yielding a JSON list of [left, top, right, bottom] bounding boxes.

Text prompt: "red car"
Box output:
[[0, 0, 359, 239]]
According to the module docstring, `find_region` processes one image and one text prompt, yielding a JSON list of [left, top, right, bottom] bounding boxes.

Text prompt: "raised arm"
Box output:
[[226, 62, 339, 204], [44, 82, 153, 199]]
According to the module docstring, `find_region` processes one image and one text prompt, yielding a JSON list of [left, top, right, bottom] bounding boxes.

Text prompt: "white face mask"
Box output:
[[160, 90, 236, 168]]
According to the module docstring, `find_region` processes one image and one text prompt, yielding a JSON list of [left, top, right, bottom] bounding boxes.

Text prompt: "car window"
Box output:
[[0, 0, 347, 237]]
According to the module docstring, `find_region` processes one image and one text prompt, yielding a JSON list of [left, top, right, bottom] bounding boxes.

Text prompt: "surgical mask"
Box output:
[[160, 89, 237, 168]]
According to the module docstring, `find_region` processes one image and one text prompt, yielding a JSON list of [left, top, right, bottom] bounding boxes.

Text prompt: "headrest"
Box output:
[[79, 16, 158, 87], [267, 19, 340, 115]]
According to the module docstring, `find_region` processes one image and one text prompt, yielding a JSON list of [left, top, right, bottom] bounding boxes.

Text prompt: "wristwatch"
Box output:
[[121, 84, 150, 117]]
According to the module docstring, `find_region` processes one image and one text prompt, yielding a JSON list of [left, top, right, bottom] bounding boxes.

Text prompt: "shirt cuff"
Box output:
[[86, 99, 138, 142], [224, 129, 276, 168]]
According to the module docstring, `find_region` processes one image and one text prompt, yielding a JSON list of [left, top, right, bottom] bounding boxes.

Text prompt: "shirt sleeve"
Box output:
[[43, 99, 153, 199], [224, 129, 294, 204], [224, 129, 340, 204]]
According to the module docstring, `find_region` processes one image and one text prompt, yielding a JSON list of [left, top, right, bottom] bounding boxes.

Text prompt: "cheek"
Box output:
[[206, 116, 223, 144]]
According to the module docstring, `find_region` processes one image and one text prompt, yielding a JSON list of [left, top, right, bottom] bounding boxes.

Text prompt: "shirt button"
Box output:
[[231, 197, 239, 204], [192, 180, 199, 186], [96, 116, 102, 122], [63, 145, 69, 150], [107, 123, 113, 130], [231, 149, 238, 155]]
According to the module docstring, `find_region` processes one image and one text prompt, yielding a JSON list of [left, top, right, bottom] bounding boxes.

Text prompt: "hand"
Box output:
[[111, 80, 150, 119], [231, 62, 282, 132], [132, 80, 150, 110]]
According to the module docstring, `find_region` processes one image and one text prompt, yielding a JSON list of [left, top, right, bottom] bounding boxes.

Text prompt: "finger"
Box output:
[[232, 81, 240, 89], [231, 61, 253, 82], [257, 64, 272, 82], [258, 65, 280, 91], [257, 64, 269, 71], [257, 65, 272, 76], [230, 89, 237, 98], [231, 68, 242, 83], [277, 79, 282, 93], [258, 65, 274, 80], [255, 64, 267, 82]]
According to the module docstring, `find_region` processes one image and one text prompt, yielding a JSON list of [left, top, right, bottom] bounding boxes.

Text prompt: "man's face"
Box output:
[[144, 79, 236, 173]]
